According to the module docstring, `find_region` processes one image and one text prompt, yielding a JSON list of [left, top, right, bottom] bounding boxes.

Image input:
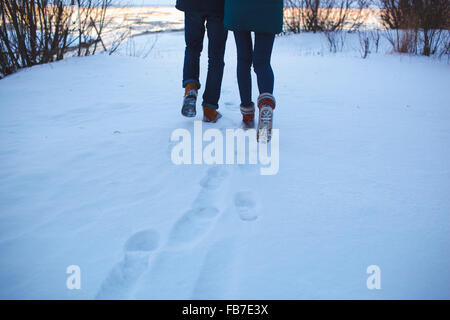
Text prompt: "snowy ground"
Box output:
[[0, 31, 449, 299]]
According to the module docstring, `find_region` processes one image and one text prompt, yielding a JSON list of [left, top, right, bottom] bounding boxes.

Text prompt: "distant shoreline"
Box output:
[[102, 5, 383, 35], [109, 5, 174, 8]]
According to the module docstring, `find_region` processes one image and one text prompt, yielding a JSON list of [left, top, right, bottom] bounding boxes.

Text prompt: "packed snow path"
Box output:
[[0, 32, 449, 299]]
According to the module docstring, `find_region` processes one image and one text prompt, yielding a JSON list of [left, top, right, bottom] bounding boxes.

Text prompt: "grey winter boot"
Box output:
[[257, 93, 276, 143]]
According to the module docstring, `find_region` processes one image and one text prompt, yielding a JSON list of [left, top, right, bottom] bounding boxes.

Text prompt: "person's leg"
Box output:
[[182, 12, 206, 90], [253, 32, 275, 95], [202, 14, 228, 111], [233, 31, 253, 107], [253, 33, 276, 143]]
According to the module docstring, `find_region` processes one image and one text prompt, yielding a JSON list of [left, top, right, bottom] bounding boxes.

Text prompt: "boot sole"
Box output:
[[181, 94, 197, 117], [203, 112, 222, 123], [257, 106, 273, 143], [181, 109, 196, 117]]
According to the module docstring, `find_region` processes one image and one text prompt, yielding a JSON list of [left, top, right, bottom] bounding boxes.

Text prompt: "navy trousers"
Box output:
[[233, 31, 275, 107], [183, 12, 228, 110]]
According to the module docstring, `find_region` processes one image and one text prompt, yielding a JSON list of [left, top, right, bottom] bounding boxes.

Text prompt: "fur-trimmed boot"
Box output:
[[240, 102, 255, 129]]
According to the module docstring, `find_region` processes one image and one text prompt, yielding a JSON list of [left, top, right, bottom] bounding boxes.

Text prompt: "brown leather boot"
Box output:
[[184, 82, 198, 97], [182, 82, 198, 117], [203, 106, 222, 123]]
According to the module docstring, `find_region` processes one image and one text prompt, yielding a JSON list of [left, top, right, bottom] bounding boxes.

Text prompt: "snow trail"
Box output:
[[131, 164, 233, 299], [96, 229, 159, 299], [0, 31, 449, 299]]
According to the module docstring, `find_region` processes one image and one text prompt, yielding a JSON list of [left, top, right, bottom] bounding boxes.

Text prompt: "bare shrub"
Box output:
[[0, 0, 74, 77], [356, 29, 380, 58], [322, 1, 370, 53], [439, 31, 450, 60], [324, 29, 348, 52], [284, 0, 369, 33], [378, 0, 450, 56], [358, 30, 371, 58], [122, 34, 158, 58], [284, 0, 305, 33], [371, 28, 380, 52], [284, 1, 370, 52], [0, 0, 131, 78]]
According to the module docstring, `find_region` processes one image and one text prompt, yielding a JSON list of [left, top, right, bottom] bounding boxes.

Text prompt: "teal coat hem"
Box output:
[[224, 0, 283, 34]]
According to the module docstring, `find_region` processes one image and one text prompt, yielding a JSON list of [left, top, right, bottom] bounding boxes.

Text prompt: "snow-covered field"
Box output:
[[0, 31, 449, 299]]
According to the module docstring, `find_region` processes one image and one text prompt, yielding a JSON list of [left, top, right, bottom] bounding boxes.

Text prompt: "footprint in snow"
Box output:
[[125, 229, 159, 252], [130, 166, 231, 297], [167, 167, 229, 249], [224, 102, 239, 112], [166, 207, 220, 249], [199, 166, 228, 190], [234, 191, 258, 221], [95, 229, 159, 299], [191, 238, 237, 299]]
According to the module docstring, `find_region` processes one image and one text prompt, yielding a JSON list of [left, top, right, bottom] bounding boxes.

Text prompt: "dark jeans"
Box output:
[[233, 31, 275, 107], [183, 12, 228, 110]]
